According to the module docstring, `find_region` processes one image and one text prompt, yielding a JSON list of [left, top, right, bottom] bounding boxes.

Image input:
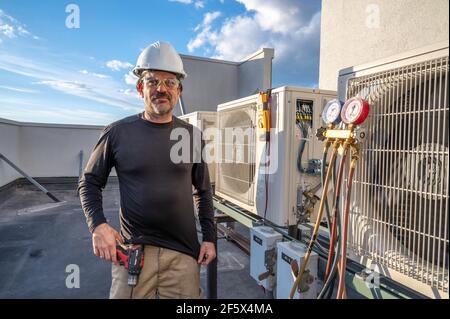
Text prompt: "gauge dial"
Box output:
[[341, 97, 369, 125], [322, 99, 342, 125]]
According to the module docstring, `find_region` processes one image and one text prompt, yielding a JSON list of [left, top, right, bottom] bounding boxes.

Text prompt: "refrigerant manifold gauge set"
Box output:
[[291, 97, 370, 300]]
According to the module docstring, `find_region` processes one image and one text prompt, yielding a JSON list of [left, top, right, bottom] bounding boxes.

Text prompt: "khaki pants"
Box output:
[[109, 245, 201, 299]]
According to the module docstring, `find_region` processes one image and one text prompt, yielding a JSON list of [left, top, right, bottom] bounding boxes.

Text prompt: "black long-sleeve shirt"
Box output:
[[78, 113, 215, 259]]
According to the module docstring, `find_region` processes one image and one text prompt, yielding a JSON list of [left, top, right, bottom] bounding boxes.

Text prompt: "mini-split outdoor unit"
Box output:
[[178, 111, 217, 184], [215, 87, 336, 227], [338, 41, 449, 298]]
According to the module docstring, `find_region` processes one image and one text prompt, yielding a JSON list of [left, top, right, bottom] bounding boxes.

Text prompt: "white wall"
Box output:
[[0, 119, 21, 186], [0, 118, 108, 188], [178, 48, 274, 115], [180, 56, 238, 115], [238, 48, 274, 97], [319, 0, 449, 91]]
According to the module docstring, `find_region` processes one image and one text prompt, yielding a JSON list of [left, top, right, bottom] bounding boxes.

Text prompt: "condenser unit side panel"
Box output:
[[285, 90, 299, 227], [255, 90, 291, 226], [289, 90, 309, 226], [200, 112, 217, 185]]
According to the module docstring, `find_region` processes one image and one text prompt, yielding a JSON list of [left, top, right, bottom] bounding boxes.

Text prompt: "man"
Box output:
[[78, 41, 216, 299]]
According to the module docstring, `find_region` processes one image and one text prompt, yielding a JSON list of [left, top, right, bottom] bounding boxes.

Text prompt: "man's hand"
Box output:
[[197, 241, 216, 266], [92, 223, 123, 265]]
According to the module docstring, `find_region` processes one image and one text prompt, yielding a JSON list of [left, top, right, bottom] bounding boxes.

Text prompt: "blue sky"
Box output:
[[0, 0, 321, 125]]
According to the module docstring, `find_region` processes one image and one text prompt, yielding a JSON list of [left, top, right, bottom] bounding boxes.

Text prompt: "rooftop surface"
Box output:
[[0, 180, 268, 299]]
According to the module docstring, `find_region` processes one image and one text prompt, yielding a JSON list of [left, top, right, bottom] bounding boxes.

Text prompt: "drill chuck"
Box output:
[[128, 275, 138, 286]]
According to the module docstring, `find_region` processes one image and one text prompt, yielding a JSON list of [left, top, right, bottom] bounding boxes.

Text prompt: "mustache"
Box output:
[[151, 92, 171, 101]]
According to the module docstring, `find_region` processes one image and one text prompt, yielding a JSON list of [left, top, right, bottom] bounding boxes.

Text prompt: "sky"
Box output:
[[0, 0, 321, 125]]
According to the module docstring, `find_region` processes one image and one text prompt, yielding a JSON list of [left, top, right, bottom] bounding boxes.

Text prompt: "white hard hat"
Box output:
[[133, 41, 187, 78]]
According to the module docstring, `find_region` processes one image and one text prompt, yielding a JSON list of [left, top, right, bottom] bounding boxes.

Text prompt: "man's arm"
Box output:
[[78, 126, 114, 232], [192, 136, 216, 265], [78, 126, 122, 263]]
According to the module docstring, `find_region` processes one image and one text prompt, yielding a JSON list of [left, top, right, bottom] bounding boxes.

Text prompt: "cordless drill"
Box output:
[[116, 242, 145, 286]]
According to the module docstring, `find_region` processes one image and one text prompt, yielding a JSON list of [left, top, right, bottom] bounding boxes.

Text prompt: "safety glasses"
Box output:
[[142, 77, 180, 89]]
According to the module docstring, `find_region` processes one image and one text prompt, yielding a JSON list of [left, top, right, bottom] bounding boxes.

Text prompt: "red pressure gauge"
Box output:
[[340, 97, 370, 125]]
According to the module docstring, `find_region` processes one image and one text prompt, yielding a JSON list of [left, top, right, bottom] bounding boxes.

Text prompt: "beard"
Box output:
[[146, 92, 175, 116]]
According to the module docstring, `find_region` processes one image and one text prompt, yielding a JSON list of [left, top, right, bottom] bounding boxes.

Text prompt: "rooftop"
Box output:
[[0, 179, 268, 299]]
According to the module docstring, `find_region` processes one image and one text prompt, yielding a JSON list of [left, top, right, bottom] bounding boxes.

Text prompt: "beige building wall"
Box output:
[[319, 0, 449, 91]]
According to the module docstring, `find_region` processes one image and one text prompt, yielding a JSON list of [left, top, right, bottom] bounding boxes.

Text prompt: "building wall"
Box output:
[[178, 48, 274, 116], [319, 0, 449, 91], [0, 118, 110, 188], [19, 125, 105, 179], [180, 56, 238, 115], [0, 119, 21, 186], [238, 48, 274, 97]]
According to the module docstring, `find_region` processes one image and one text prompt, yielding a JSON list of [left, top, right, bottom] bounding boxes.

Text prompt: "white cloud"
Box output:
[[106, 60, 133, 71], [211, 15, 267, 60], [202, 11, 221, 28], [0, 9, 19, 24], [36, 79, 141, 111], [118, 88, 139, 97], [169, 0, 193, 4], [79, 69, 109, 78], [236, 0, 304, 34], [0, 9, 38, 42], [124, 71, 138, 86], [194, 1, 205, 9], [38, 80, 88, 92], [188, 11, 221, 52], [0, 85, 38, 94], [0, 53, 142, 111], [187, 0, 321, 85], [0, 24, 15, 38], [0, 103, 118, 125], [168, 0, 204, 9]]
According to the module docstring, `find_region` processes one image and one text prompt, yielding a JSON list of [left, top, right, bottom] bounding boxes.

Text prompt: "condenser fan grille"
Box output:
[[216, 105, 256, 206], [347, 56, 449, 294]]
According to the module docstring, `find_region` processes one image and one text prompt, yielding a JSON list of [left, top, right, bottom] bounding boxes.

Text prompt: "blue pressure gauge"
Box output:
[[322, 99, 342, 125]]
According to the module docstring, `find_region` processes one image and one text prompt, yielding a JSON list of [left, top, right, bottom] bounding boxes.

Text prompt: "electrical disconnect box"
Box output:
[[250, 226, 283, 291], [276, 241, 318, 299]]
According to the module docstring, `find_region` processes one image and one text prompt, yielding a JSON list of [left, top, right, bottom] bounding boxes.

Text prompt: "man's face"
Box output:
[[140, 70, 181, 116]]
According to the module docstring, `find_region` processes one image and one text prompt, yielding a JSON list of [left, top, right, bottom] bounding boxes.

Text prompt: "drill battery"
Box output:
[[116, 242, 145, 286]]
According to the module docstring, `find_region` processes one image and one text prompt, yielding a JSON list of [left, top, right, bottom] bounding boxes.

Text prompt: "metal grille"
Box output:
[[346, 56, 449, 295], [216, 105, 256, 206]]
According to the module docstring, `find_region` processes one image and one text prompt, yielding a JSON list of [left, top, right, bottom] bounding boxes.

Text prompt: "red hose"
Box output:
[[337, 157, 357, 299], [324, 151, 347, 279]]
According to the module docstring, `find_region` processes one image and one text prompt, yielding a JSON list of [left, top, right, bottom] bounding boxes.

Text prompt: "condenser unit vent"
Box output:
[[216, 104, 256, 206], [345, 55, 448, 297]]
